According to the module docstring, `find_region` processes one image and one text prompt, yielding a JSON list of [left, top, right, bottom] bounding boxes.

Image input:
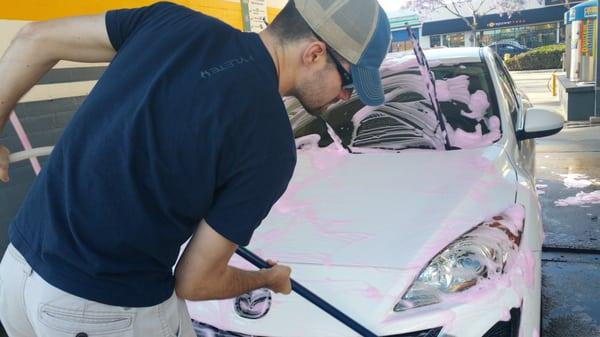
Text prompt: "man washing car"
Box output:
[[0, 0, 390, 336]]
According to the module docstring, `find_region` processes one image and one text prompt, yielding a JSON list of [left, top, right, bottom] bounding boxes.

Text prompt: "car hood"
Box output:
[[248, 143, 518, 271], [188, 144, 521, 336]]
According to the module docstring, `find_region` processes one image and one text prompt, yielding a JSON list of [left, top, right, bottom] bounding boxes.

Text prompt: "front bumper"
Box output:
[[192, 307, 523, 337], [192, 320, 443, 337]]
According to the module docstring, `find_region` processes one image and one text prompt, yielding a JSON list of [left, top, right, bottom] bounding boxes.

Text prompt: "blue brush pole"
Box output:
[[236, 247, 379, 337]]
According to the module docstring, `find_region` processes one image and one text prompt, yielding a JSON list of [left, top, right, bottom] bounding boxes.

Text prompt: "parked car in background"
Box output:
[[186, 47, 564, 337], [489, 40, 529, 58]]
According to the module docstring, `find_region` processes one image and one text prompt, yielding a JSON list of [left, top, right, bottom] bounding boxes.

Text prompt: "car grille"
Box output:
[[482, 308, 522, 337], [386, 327, 442, 337]]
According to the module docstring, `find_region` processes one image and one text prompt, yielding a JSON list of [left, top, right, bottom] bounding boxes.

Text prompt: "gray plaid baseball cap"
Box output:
[[294, 0, 391, 106]]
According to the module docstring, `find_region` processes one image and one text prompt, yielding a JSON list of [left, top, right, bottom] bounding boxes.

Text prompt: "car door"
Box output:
[[492, 53, 536, 176]]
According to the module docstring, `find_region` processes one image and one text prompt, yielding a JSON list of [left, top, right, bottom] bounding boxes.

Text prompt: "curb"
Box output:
[[510, 69, 562, 74]]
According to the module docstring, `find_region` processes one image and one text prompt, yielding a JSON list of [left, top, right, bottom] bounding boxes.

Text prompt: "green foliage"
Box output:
[[505, 44, 566, 71]]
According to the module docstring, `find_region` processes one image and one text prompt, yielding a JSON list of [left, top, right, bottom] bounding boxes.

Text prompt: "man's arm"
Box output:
[[0, 13, 115, 181], [175, 220, 292, 301]]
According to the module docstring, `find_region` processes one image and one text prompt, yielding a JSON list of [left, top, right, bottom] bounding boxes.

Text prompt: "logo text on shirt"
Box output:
[[200, 56, 255, 79]]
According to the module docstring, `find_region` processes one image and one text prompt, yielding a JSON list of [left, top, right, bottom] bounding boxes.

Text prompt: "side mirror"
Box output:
[[516, 108, 564, 141]]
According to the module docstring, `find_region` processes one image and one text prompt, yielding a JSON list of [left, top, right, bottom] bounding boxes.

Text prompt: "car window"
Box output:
[[493, 55, 519, 128], [287, 60, 502, 152]]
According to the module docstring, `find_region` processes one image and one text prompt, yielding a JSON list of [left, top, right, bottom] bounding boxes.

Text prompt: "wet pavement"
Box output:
[[513, 70, 600, 337], [536, 150, 600, 251], [542, 252, 600, 337], [536, 128, 600, 337]]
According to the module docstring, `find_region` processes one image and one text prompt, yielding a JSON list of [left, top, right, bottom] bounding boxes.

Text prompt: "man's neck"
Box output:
[[259, 31, 294, 97]]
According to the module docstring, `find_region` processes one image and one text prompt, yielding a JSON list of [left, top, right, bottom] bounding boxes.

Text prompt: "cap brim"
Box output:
[[351, 64, 384, 106]]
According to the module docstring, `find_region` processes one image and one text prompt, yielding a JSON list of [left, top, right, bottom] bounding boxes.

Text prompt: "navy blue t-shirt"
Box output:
[[9, 2, 296, 307]]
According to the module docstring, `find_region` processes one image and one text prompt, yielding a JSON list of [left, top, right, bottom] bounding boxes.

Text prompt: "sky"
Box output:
[[378, 0, 411, 14]]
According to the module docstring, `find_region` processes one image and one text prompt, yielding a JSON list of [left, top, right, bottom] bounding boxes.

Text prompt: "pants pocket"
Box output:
[[158, 294, 195, 337], [38, 303, 134, 336]]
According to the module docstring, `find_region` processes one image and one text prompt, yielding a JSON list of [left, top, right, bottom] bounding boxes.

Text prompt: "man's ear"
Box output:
[[301, 40, 326, 66]]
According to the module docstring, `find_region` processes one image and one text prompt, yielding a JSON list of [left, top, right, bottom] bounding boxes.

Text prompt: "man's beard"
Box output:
[[289, 88, 326, 117], [289, 69, 335, 116]]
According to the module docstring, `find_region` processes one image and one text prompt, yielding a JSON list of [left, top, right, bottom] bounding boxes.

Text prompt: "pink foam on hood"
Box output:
[[502, 204, 526, 234], [305, 143, 349, 170], [274, 143, 350, 215], [555, 190, 600, 206], [267, 144, 354, 261], [316, 230, 374, 245], [252, 228, 293, 246], [356, 285, 386, 300], [272, 182, 308, 214], [532, 328, 540, 337], [295, 134, 321, 150]]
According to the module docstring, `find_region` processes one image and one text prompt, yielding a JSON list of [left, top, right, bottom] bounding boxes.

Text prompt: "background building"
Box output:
[[389, 12, 420, 52], [389, 0, 583, 49]]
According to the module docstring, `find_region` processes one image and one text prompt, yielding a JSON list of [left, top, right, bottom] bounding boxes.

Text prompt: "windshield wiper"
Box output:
[[406, 25, 453, 150], [318, 116, 353, 153]]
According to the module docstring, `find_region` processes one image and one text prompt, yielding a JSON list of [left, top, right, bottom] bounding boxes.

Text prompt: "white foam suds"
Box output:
[[560, 173, 594, 189], [555, 191, 600, 207]]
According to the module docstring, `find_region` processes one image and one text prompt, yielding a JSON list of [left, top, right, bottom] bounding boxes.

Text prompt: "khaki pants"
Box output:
[[0, 244, 196, 337]]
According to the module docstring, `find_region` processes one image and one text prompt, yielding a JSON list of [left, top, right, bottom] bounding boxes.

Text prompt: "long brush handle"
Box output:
[[9, 147, 54, 164], [236, 247, 378, 337], [9, 111, 42, 174]]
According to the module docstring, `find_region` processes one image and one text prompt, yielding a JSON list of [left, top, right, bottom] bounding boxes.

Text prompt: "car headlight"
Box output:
[[394, 205, 524, 312]]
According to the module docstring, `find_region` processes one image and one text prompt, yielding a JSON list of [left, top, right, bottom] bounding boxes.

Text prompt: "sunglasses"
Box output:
[[312, 32, 354, 91]]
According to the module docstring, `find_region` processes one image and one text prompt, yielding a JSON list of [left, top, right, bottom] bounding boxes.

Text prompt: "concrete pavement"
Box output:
[[511, 69, 564, 115]]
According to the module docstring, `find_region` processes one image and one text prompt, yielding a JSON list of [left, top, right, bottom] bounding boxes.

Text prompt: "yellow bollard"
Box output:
[[551, 73, 557, 96]]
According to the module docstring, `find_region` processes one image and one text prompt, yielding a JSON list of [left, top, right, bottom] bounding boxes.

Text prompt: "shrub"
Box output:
[[505, 44, 566, 71]]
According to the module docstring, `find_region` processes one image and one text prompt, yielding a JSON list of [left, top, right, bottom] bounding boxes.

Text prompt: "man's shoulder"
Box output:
[[144, 1, 237, 33]]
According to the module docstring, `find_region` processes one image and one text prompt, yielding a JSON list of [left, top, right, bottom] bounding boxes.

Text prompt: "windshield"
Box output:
[[287, 57, 501, 153]]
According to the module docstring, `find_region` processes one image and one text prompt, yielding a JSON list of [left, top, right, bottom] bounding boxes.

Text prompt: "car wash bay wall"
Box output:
[[0, 0, 282, 252]]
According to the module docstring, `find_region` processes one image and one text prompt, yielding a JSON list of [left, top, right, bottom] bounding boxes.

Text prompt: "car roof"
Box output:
[[386, 47, 484, 64]]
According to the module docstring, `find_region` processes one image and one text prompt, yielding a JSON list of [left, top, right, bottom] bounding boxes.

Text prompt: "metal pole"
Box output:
[[236, 247, 379, 337]]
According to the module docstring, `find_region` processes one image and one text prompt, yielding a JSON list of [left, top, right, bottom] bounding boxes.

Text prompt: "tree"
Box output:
[[404, 0, 535, 46]]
